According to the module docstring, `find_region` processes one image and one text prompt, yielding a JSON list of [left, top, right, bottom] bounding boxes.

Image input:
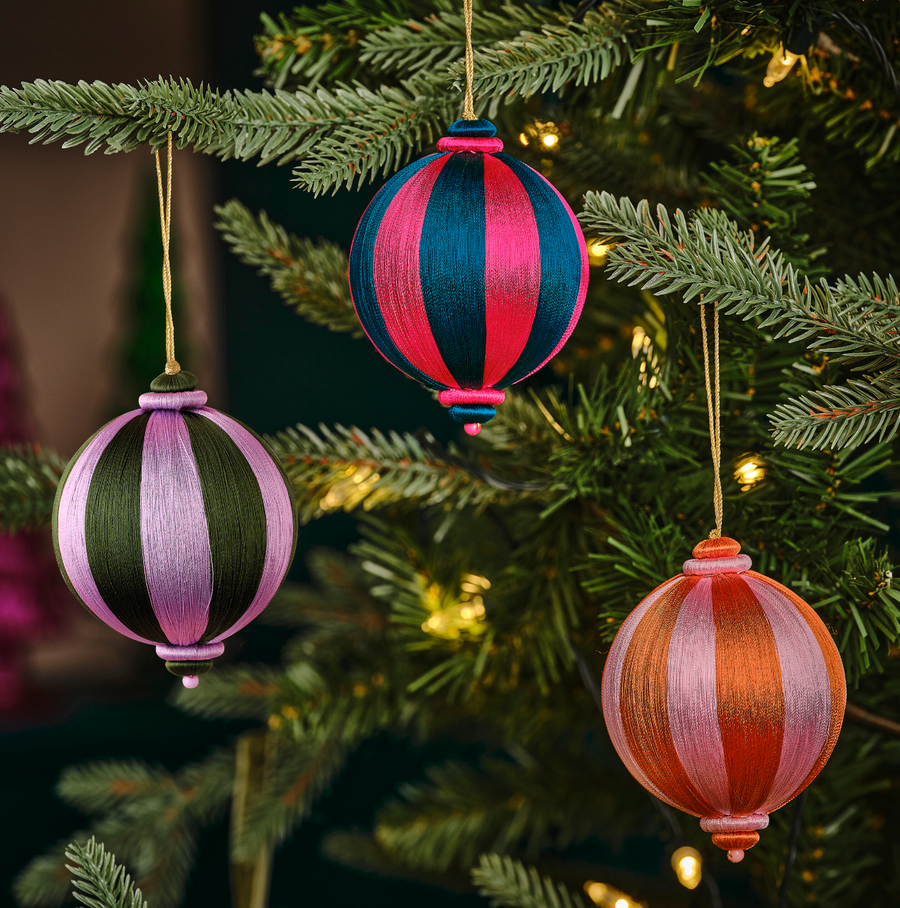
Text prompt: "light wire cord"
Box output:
[[154, 132, 180, 376]]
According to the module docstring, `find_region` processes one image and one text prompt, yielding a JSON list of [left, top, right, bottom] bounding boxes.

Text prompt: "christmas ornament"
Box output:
[[52, 135, 297, 686], [601, 305, 845, 862], [348, 0, 588, 436]]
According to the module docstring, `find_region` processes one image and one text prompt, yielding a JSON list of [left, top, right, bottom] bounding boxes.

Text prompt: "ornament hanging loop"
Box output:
[[462, 0, 476, 120], [154, 131, 180, 376], [700, 301, 723, 538]]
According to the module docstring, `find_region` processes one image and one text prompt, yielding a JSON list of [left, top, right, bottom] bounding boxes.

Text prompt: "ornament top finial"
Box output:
[[692, 537, 741, 560], [447, 118, 497, 137], [150, 370, 198, 393]]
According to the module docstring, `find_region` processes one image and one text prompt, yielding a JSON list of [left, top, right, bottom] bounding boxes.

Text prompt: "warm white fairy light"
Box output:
[[420, 573, 489, 638], [763, 46, 801, 87], [583, 881, 641, 908], [671, 846, 702, 890], [734, 453, 766, 491]]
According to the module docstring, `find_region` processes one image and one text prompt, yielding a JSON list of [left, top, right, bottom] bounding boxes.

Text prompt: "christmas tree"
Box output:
[[3, 2, 900, 907]]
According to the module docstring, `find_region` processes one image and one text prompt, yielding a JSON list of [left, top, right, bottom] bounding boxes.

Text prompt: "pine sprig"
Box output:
[[265, 423, 520, 522], [472, 854, 588, 908], [0, 76, 451, 187], [213, 200, 360, 336], [359, 4, 566, 78], [0, 444, 65, 532], [291, 74, 454, 194], [581, 192, 900, 450], [449, 8, 627, 100], [64, 839, 148, 908], [373, 758, 609, 873]]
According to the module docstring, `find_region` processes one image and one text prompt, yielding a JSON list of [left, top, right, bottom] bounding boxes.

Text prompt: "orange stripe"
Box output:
[[620, 575, 712, 816], [748, 572, 846, 808], [713, 574, 784, 814]]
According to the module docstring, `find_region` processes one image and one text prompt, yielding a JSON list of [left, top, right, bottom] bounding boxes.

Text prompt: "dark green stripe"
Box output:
[[182, 413, 267, 640], [84, 412, 165, 641]]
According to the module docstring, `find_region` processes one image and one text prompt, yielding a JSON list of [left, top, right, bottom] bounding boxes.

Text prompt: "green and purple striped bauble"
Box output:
[[52, 372, 297, 687]]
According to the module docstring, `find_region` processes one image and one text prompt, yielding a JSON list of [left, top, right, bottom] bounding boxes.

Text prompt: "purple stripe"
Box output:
[[744, 576, 832, 809], [141, 410, 213, 644], [667, 578, 731, 813], [601, 577, 682, 803], [56, 410, 152, 643], [196, 408, 294, 639]]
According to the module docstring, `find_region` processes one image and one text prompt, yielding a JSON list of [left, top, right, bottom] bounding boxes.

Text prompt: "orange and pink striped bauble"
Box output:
[[602, 537, 845, 862]]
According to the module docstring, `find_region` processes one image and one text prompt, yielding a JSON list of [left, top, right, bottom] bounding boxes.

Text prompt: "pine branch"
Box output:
[[472, 854, 588, 908], [0, 444, 65, 532], [449, 8, 627, 100], [581, 192, 900, 449], [291, 74, 454, 194], [359, 3, 567, 78], [255, 0, 428, 89], [171, 665, 286, 720], [265, 423, 520, 523], [213, 200, 360, 336], [769, 380, 900, 450], [373, 756, 609, 872], [56, 762, 164, 816], [0, 76, 451, 193], [64, 839, 147, 908]]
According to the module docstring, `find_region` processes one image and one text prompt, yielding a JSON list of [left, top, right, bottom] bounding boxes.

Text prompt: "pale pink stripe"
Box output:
[[197, 409, 295, 640], [683, 555, 752, 575], [481, 155, 542, 385], [56, 410, 153, 643], [744, 576, 832, 809], [602, 577, 683, 803], [667, 578, 731, 813], [373, 156, 457, 387], [515, 174, 589, 381], [141, 411, 213, 645]]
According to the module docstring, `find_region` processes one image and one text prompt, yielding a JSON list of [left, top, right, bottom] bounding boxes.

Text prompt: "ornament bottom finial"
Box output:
[[701, 813, 769, 860]]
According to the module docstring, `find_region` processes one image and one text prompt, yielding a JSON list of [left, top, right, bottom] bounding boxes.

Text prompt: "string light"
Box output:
[[733, 453, 766, 491], [583, 881, 642, 908], [763, 45, 801, 87], [631, 326, 659, 389], [587, 238, 615, 266], [671, 846, 703, 890], [420, 573, 489, 638], [318, 464, 382, 511], [517, 119, 562, 149]]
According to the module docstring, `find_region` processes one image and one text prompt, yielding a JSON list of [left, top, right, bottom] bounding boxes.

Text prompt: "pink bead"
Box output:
[[464, 423, 482, 436], [728, 850, 745, 863], [182, 675, 199, 689]]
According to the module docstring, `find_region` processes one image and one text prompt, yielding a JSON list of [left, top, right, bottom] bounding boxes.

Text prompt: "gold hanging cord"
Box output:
[[463, 0, 476, 120], [154, 132, 180, 375], [700, 303, 723, 538]]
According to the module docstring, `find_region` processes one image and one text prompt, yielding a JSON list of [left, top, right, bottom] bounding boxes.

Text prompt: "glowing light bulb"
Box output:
[[763, 46, 800, 87], [588, 239, 613, 265], [671, 846, 703, 890], [542, 133, 558, 147], [733, 453, 766, 491], [585, 882, 608, 904], [615, 900, 628, 908], [518, 132, 529, 146]]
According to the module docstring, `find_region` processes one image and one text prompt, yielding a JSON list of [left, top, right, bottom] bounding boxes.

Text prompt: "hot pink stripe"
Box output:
[[141, 410, 213, 645], [197, 409, 295, 640], [56, 411, 153, 643], [667, 578, 731, 813], [515, 175, 589, 381], [744, 576, 833, 809], [602, 577, 682, 803], [373, 155, 458, 387], [481, 155, 542, 386]]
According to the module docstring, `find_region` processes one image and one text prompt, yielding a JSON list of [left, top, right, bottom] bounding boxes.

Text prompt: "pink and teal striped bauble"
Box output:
[[348, 118, 589, 435], [52, 372, 297, 686]]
